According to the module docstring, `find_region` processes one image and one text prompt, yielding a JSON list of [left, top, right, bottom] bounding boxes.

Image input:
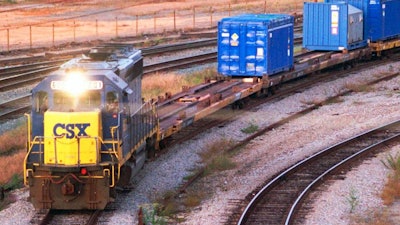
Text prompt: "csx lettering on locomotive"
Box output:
[[53, 123, 90, 138]]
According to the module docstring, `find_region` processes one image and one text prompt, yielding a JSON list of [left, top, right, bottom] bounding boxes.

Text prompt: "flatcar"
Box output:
[[24, 44, 158, 210], [218, 2, 400, 79]]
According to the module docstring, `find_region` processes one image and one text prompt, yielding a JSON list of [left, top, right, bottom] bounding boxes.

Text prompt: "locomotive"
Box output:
[[23, 44, 158, 210]]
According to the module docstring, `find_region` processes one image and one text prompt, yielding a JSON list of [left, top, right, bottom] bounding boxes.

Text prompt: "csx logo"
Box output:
[[53, 123, 90, 139]]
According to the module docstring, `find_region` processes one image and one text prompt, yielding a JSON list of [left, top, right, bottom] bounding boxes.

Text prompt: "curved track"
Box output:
[[237, 119, 400, 225]]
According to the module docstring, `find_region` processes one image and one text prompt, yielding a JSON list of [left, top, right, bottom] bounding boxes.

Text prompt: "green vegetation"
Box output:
[[4, 0, 17, 4], [381, 153, 400, 171], [141, 204, 167, 225], [0, 124, 26, 156], [346, 187, 359, 213], [240, 121, 258, 134], [198, 138, 236, 175], [142, 67, 217, 101], [147, 138, 236, 222], [380, 153, 400, 205], [345, 82, 374, 93], [350, 153, 400, 224], [0, 123, 26, 189]]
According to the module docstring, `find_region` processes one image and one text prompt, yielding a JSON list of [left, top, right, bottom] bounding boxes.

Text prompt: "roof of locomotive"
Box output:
[[60, 44, 142, 72], [33, 66, 129, 93], [33, 44, 142, 94]]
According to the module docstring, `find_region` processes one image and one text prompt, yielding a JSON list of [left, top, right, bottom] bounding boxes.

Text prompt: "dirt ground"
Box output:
[[0, 0, 302, 52]]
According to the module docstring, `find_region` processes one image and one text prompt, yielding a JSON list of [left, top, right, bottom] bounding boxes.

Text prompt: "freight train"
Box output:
[[23, 0, 400, 211]]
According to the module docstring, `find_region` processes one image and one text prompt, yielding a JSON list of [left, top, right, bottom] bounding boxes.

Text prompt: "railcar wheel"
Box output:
[[0, 186, 4, 200], [146, 136, 157, 159]]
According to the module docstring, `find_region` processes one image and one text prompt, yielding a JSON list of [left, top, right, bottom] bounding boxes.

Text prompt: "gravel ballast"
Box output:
[[1, 62, 400, 224]]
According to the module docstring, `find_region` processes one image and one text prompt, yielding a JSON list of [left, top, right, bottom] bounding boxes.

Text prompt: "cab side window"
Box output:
[[34, 91, 48, 113], [106, 91, 119, 113]]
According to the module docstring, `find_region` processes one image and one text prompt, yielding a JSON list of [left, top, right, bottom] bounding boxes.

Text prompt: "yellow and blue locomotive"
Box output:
[[23, 44, 158, 210]]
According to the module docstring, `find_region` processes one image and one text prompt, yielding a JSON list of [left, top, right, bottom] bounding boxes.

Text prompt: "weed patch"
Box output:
[[142, 67, 216, 101], [241, 122, 258, 134], [380, 152, 400, 206], [0, 125, 26, 156], [350, 208, 396, 225], [141, 203, 167, 225]]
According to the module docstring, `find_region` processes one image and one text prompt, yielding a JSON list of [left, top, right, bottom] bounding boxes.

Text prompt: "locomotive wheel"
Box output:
[[0, 186, 4, 200], [117, 165, 132, 187], [146, 136, 156, 159]]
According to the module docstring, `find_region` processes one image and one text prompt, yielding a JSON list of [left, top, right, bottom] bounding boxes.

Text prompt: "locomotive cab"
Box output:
[[24, 45, 158, 210]]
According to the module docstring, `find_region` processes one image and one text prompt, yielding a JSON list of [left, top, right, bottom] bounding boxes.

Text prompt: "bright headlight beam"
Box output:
[[51, 72, 103, 96]]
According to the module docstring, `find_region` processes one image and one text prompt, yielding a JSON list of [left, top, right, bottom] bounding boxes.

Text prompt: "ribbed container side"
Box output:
[[325, 0, 400, 41], [217, 14, 294, 77], [303, 2, 366, 51]]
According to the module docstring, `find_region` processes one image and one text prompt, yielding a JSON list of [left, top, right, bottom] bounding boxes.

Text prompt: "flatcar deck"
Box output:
[[155, 47, 373, 143]]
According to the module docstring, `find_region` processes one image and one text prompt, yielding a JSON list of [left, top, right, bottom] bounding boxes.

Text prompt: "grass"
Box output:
[[351, 209, 396, 225], [241, 121, 258, 134], [0, 125, 26, 156], [0, 125, 26, 211], [0, 124, 26, 186], [141, 203, 167, 225], [346, 187, 359, 213], [345, 82, 375, 93], [203, 154, 236, 176], [380, 153, 400, 205], [198, 138, 236, 176], [142, 67, 217, 101], [146, 138, 236, 222], [349, 153, 400, 224]]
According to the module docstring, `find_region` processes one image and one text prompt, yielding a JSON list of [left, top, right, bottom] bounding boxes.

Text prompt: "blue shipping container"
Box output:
[[303, 2, 367, 51], [325, 0, 400, 41], [217, 14, 294, 77]]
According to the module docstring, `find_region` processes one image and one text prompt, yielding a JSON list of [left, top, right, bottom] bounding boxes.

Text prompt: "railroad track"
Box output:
[[237, 119, 400, 225], [155, 56, 400, 225], [0, 94, 30, 122], [144, 51, 217, 74], [0, 60, 65, 91], [30, 209, 102, 225], [141, 38, 216, 56], [218, 68, 400, 224], [148, 50, 400, 223]]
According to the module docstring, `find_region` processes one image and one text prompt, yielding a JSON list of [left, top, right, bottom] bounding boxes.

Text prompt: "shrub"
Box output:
[[240, 122, 258, 134], [380, 153, 400, 205]]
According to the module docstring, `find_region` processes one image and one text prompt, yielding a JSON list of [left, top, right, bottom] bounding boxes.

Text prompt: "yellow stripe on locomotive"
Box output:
[[44, 111, 102, 165]]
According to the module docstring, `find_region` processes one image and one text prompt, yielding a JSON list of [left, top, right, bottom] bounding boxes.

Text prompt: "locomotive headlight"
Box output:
[[64, 72, 88, 96], [51, 72, 103, 95]]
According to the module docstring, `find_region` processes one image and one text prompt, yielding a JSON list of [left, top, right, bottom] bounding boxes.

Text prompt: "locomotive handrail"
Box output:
[[110, 110, 122, 153], [25, 113, 31, 148]]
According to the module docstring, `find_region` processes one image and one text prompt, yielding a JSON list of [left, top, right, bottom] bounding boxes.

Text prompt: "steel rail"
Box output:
[[141, 38, 217, 56], [237, 119, 400, 225], [284, 125, 400, 225], [144, 51, 217, 74]]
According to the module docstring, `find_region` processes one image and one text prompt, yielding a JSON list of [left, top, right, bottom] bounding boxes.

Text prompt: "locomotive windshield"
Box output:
[[33, 90, 102, 113], [51, 91, 101, 112]]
